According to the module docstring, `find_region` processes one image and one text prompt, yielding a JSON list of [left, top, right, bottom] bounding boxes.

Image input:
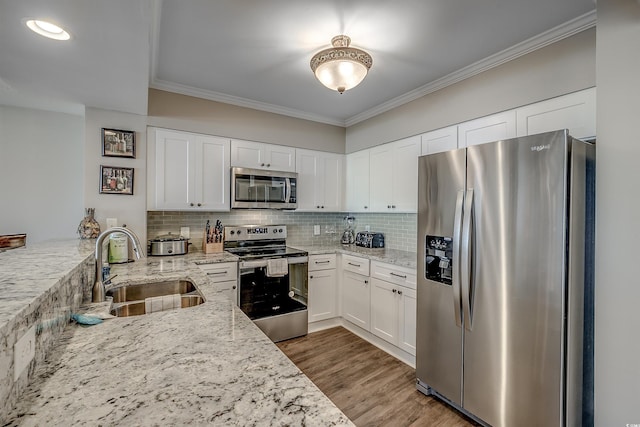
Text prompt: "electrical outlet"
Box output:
[[14, 325, 35, 382], [313, 225, 320, 236], [180, 227, 190, 239], [365, 225, 370, 232]]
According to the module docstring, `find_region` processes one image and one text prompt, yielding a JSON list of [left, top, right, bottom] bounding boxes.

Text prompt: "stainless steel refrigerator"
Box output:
[[416, 130, 595, 427]]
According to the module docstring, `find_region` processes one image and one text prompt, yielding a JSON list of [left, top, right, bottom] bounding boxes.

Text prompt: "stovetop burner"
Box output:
[[223, 225, 307, 260]]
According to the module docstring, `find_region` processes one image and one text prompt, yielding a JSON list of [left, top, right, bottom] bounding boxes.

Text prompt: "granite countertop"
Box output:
[[4, 244, 352, 426], [290, 244, 417, 269]]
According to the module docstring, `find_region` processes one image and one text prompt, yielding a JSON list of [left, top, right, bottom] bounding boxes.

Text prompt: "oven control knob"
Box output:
[[237, 230, 242, 235], [230, 230, 235, 235], [279, 228, 283, 233], [273, 229, 277, 233]]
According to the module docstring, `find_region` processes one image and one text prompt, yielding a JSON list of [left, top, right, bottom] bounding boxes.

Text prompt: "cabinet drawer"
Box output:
[[309, 254, 337, 271], [371, 261, 416, 290], [342, 254, 370, 276], [197, 261, 238, 283]]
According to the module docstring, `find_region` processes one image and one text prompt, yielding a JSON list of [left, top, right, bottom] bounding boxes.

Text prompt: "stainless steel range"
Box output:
[[224, 225, 308, 342]]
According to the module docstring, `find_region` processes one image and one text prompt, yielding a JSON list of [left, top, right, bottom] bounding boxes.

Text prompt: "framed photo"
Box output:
[[100, 166, 134, 195], [102, 128, 135, 158]]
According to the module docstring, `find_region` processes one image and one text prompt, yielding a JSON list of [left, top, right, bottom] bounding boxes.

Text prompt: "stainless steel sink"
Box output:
[[106, 279, 205, 317]]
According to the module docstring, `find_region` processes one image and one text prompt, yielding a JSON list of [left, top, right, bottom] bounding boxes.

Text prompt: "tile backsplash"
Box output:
[[147, 211, 417, 253]]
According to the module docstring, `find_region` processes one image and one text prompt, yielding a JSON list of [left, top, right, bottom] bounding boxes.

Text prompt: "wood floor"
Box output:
[[277, 326, 478, 427]]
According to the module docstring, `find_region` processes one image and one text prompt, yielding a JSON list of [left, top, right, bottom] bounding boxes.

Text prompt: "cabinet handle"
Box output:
[[207, 271, 228, 275], [390, 272, 407, 279], [315, 260, 330, 264], [348, 262, 361, 267]]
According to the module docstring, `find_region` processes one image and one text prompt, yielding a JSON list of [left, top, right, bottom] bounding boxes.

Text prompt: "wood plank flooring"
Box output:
[[277, 326, 478, 427]]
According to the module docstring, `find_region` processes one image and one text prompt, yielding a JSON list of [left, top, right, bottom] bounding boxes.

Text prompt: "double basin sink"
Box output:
[[106, 279, 205, 317]]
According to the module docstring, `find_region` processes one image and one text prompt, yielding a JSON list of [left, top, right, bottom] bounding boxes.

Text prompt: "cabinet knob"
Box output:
[[387, 205, 391, 209], [364, 206, 368, 209], [392, 205, 396, 209], [364, 280, 368, 284], [310, 275, 314, 279], [197, 203, 202, 207], [392, 289, 397, 293], [398, 290, 403, 295], [321, 206, 325, 209], [190, 203, 194, 207], [232, 285, 237, 289], [261, 163, 265, 166], [317, 205, 320, 209], [267, 163, 271, 167]]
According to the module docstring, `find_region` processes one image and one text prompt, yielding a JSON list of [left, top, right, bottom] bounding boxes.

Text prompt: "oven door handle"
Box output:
[[240, 256, 308, 269]]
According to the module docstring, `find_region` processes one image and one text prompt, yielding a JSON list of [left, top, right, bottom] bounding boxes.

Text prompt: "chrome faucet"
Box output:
[[93, 227, 145, 302]]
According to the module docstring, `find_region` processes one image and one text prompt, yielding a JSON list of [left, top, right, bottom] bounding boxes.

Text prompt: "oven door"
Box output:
[[231, 167, 297, 209], [238, 256, 308, 320]]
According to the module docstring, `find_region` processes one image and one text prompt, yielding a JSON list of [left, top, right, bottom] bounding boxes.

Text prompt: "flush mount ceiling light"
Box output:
[[25, 19, 71, 41], [310, 35, 372, 94]]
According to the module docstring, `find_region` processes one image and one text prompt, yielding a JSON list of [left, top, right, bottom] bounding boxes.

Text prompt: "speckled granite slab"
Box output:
[[292, 244, 417, 269], [2, 242, 352, 426]]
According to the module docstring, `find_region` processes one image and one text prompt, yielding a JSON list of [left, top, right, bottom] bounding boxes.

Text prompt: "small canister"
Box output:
[[108, 232, 128, 263]]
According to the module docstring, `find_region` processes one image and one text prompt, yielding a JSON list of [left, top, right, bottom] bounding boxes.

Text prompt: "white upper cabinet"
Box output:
[[296, 149, 343, 212], [421, 125, 458, 155], [230, 139, 295, 172], [149, 128, 230, 211], [458, 110, 517, 148], [516, 87, 596, 140], [369, 136, 420, 212], [345, 150, 371, 212]]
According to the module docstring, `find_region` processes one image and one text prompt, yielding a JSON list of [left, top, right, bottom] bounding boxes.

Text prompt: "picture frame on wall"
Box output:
[[100, 165, 134, 195], [102, 128, 135, 158]]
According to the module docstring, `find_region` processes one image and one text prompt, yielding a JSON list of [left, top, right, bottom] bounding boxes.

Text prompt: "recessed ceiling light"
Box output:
[[25, 19, 71, 41]]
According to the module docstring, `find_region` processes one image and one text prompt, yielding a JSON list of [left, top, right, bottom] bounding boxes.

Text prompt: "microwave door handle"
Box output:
[[285, 178, 291, 203]]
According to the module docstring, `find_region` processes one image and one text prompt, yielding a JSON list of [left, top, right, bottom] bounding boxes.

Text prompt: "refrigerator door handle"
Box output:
[[452, 189, 465, 327], [461, 188, 474, 331]]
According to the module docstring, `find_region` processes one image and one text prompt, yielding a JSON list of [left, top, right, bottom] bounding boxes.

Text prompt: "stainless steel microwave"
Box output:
[[231, 167, 297, 209]]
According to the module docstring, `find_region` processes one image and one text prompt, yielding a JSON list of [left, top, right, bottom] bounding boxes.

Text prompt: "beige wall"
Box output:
[[346, 28, 596, 152], [84, 108, 148, 245], [147, 89, 346, 153], [595, 0, 640, 424]]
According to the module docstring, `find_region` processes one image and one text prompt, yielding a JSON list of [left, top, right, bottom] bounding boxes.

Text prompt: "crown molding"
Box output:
[[344, 9, 596, 127], [149, 79, 347, 127]]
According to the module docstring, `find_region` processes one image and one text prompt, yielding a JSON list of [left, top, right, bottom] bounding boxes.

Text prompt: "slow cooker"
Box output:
[[149, 233, 190, 256]]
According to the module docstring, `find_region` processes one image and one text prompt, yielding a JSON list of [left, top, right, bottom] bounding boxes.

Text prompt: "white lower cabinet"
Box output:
[[342, 270, 371, 331], [370, 262, 417, 355], [308, 254, 337, 323], [197, 262, 238, 304]]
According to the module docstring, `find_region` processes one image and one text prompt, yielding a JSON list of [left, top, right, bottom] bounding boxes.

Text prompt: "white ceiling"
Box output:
[[0, 0, 596, 127]]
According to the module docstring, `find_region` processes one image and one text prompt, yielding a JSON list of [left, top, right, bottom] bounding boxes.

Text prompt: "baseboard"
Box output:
[[313, 318, 416, 369]]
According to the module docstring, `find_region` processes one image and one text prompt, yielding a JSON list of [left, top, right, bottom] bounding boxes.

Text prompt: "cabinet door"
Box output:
[[154, 129, 195, 210], [320, 152, 343, 211], [342, 271, 370, 331], [370, 278, 399, 345], [195, 135, 230, 211], [458, 110, 517, 147], [516, 87, 596, 139], [345, 150, 370, 212], [295, 149, 320, 211], [398, 286, 417, 355], [391, 136, 420, 212], [421, 125, 458, 155], [265, 144, 296, 172], [230, 139, 264, 168], [308, 269, 337, 322], [369, 144, 394, 211]]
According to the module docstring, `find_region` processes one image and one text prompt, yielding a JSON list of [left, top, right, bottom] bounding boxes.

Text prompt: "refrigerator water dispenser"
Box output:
[[425, 235, 453, 285]]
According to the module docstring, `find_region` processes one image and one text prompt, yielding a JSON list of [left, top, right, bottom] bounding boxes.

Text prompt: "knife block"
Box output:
[[202, 231, 223, 254]]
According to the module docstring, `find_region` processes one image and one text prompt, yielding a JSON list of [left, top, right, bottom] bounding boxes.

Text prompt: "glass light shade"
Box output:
[[310, 35, 372, 94], [314, 60, 369, 94]]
